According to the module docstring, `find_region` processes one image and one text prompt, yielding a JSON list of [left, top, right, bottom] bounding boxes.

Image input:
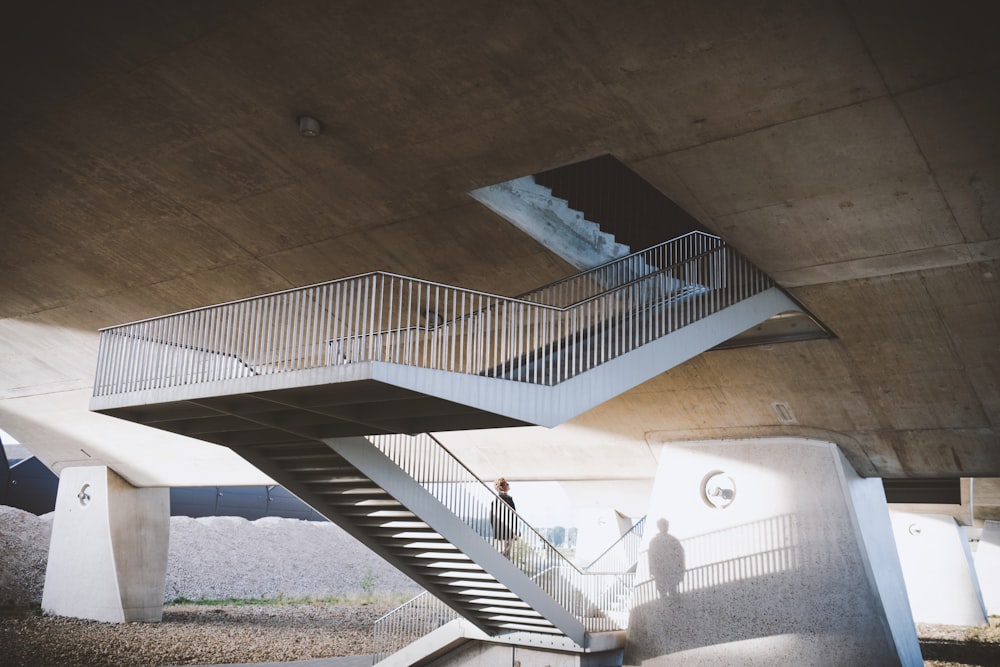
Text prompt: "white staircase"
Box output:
[[89, 233, 802, 660]]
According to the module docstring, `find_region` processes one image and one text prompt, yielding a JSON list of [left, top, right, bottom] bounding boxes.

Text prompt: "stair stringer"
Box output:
[[327, 436, 588, 646], [369, 286, 800, 428], [226, 443, 508, 639]]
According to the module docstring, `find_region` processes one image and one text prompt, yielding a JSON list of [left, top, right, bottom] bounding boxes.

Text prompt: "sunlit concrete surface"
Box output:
[[890, 511, 987, 626], [626, 438, 920, 666]]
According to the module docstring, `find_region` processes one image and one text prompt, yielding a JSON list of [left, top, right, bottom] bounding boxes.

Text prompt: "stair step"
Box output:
[[389, 551, 471, 561], [336, 509, 414, 519], [389, 541, 459, 551], [422, 561, 485, 571], [295, 471, 369, 483], [472, 606, 542, 617], [326, 493, 403, 509], [367, 533, 441, 544], [465, 598, 532, 609], [450, 586, 516, 597], [353, 519, 428, 529], [484, 614, 554, 627], [488, 621, 563, 635]]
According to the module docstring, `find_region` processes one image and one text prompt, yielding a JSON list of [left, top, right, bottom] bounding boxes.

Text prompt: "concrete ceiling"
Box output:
[[1, 1, 997, 489]]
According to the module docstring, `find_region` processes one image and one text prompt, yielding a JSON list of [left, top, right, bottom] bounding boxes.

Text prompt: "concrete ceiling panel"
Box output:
[[664, 98, 942, 218], [846, 0, 1000, 93], [897, 73, 1000, 242], [556, 0, 886, 152]]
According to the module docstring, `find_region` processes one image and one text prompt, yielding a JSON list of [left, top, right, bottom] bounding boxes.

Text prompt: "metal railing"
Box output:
[[516, 231, 721, 307], [581, 515, 646, 573], [93, 233, 772, 397], [368, 432, 632, 659], [372, 592, 457, 662]]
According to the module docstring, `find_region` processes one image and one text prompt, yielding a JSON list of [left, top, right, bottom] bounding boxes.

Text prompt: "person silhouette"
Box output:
[[490, 477, 518, 557], [648, 517, 685, 598]]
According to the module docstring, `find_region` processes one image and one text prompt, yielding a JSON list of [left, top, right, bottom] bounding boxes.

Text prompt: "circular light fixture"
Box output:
[[298, 115, 322, 137], [701, 471, 736, 509]]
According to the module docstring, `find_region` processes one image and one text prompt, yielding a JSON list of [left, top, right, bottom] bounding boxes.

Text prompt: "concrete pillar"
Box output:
[[624, 438, 921, 666], [42, 465, 169, 622], [889, 511, 987, 626], [976, 520, 1000, 615]]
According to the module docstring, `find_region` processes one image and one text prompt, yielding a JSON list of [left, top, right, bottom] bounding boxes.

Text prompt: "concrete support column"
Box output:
[[625, 438, 921, 666], [42, 465, 169, 622], [890, 511, 987, 626], [977, 520, 1000, 616]]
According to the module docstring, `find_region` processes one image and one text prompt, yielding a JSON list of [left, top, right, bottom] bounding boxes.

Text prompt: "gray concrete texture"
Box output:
[[0, 3, 998, 495]]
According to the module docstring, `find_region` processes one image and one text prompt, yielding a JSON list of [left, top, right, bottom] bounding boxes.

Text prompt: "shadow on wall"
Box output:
[[626, 513, 888, 663]]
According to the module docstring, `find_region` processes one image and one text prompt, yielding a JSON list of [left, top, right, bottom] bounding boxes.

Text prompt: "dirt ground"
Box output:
[[918, 618, 1000, 666]]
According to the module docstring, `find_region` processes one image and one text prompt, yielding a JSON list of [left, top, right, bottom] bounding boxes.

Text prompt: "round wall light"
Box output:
[[701, 471, 736, 509]]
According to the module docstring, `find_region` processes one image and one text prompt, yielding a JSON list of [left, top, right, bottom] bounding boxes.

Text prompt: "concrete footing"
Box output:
[[625, 438, 921, 666], [890, 511, 987, 626], [42, 465, 169, 622]]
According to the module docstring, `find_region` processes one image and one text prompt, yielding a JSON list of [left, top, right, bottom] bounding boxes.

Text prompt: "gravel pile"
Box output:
[[0, 506, 420, 606]]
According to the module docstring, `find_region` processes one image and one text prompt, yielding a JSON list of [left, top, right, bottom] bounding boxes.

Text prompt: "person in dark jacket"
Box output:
[[490, 477, 518, 557]]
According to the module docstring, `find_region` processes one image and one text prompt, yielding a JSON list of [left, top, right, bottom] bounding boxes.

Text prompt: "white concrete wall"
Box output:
[[624, 438, 921, 666], [890, 511, 987, 626], [574, 507, 632, 567]]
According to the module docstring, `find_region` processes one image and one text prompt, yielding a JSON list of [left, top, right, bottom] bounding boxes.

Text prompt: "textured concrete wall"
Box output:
[[42, 465, 169, 622], [624, 438, 920, 666], [891, 511, 987, 625]]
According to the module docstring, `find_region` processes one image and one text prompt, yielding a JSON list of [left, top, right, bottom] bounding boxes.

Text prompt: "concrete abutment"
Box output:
[[42, 465, 169, 622]]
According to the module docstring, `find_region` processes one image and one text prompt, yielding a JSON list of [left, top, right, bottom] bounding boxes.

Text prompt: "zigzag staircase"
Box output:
[[89, 232, 803, 659]]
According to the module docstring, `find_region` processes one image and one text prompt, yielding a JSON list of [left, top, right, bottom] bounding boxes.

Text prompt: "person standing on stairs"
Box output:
[[491, 477, 519, 558]]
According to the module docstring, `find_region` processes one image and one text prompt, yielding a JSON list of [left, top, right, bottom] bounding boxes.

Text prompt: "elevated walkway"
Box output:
[[91, 233, 800, 434]]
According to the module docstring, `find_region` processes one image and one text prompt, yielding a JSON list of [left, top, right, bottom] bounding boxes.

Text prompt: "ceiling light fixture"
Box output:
[[298, 115, 322, 137]]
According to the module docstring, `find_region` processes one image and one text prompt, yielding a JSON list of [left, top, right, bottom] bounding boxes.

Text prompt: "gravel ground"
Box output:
[[2, 505, 999, 666], [1, 602, 393, 666]]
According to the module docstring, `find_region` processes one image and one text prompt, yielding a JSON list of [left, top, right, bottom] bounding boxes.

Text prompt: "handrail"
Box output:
[[582, 515, 646, 573], [368, 433, 634, 655], [516, 230, 720, 307], [93, 236, 771, 397], [368, 433, 626, 631], [372, 592, 457, 663]]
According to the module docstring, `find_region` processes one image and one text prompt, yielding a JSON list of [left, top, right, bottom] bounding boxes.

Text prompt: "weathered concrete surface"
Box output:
[[626, 438, 920, 666], [42, 466, 169, 622], [0, 2, 998, 491]]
